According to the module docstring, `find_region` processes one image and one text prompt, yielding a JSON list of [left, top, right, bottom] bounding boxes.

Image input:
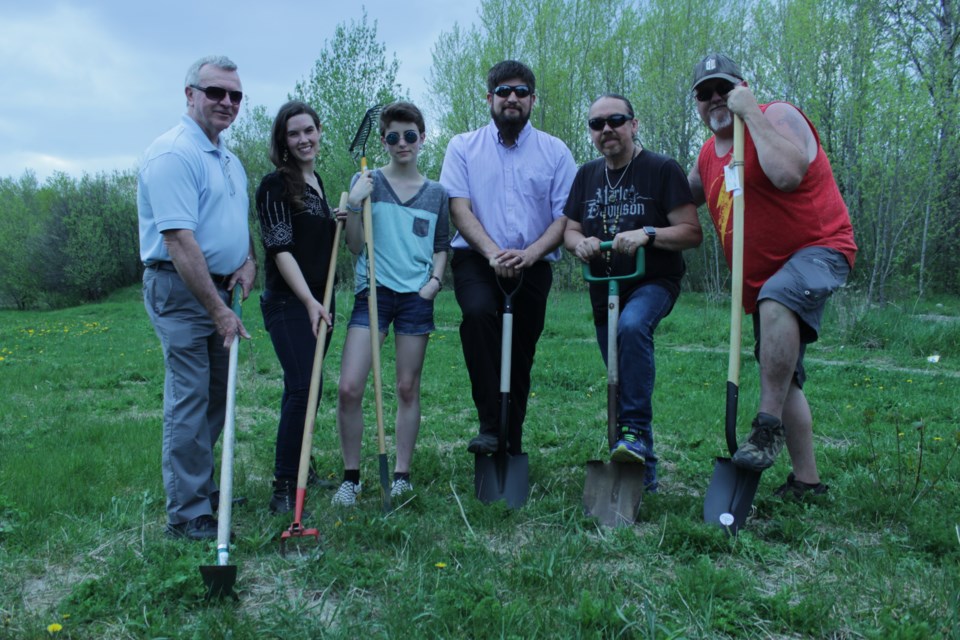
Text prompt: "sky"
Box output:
[[0, 0, 484, 181]]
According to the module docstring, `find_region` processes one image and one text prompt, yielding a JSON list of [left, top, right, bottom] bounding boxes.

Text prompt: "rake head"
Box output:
[[348, 104, 383, 162]]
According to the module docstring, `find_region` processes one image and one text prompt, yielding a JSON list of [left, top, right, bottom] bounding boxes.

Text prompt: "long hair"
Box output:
[[269, 100, 321, 212]]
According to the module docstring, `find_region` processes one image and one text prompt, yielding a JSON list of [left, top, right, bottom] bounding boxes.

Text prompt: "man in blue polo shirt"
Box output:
[[440, 59, 577, 456], [138, 55, 257, 541]]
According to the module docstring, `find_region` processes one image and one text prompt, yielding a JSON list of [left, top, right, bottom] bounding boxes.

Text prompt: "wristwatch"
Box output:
[[643, 226, 657, 247], [430, 275, 443, 291]]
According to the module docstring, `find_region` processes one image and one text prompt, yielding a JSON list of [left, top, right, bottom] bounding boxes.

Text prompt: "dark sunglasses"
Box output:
[[190, 85, 243, 105], [695, 80, 735, 102], [385, 130, 420, 146], [492, 84, 532, 99], [587, 113, 633, 131]]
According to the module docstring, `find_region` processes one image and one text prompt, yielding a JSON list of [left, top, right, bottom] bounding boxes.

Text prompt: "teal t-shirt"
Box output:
[[353, 169, 450, 293]]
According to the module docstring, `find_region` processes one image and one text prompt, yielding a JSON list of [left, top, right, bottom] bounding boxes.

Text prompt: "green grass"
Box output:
[[1, 285, 958, 638]]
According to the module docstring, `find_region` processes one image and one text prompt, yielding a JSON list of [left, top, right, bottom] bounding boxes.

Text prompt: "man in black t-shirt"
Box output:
[[563, 94, 702, 491]]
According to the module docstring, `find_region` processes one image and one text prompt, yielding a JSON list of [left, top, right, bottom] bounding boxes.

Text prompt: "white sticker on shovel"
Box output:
[[724, 164, 742, 196]]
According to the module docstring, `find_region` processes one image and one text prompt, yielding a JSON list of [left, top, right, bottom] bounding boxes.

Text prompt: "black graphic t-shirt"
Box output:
[[564, 150, 694, 324]]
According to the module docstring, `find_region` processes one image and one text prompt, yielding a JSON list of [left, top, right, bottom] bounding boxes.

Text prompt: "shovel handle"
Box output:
[[726, 115, 745, 455]]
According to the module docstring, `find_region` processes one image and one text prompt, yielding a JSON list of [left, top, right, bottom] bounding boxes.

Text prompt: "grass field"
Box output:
[[0, 284, 958, 639]]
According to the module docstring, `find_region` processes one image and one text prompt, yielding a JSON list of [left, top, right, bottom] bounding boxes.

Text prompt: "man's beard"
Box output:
[[708, 107, 733, 133], [491, 105, 529, 141]]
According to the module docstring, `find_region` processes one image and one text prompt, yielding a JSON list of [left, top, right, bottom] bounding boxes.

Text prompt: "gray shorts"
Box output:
[[752, 246, 850, 387]]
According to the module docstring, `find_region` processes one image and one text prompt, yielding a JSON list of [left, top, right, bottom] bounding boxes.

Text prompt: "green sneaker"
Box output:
[[731, 413, 785, 471]]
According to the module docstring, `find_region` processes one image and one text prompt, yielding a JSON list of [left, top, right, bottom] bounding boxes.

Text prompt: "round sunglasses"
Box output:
[[385, 130, 420, 146]]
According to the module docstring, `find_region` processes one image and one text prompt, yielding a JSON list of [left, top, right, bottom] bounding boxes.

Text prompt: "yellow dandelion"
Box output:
[[61, 615, 70, 620], [47, 623, 63, 633], [898, 432, 905, 437], [933, 436, 943, 442], [435, 562, 447, 569]]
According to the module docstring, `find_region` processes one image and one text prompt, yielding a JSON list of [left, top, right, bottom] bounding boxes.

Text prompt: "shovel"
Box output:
[[703, 114, 761, 535], [474, 274, 529, 509], [200, 289, 243, 599], [281, 193, 346, 551], [581, 241, 647, 527]]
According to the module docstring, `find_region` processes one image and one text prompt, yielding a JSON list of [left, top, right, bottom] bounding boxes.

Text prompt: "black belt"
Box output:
[[146, 261, 231, 289]]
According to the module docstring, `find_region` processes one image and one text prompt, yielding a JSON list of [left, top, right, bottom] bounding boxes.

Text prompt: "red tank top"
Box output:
[[697, 102, 857, 313]]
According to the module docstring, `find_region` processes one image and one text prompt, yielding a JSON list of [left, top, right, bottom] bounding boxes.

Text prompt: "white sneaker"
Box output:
[[390, 477, 414, 498], [331, 481, 361, 507]]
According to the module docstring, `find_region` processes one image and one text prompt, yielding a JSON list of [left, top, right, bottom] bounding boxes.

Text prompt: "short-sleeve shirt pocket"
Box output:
[[412, 216, 430, 238]]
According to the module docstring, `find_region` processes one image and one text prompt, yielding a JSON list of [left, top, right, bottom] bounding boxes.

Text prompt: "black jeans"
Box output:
[[451, 250, 552, 454], [260, 289, 334, 479]]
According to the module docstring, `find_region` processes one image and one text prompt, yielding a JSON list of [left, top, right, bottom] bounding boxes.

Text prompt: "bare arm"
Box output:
[[163, 229, 249, 347], [449, 197, 500, 260], [726, 88, 816, 192], [419, 250, 449, 301], [499, 215, 567, 269], [688, 162, 706, 207]]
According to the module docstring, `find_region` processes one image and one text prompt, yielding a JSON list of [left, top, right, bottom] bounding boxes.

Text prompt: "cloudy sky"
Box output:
[[0, 0, 484, 181]]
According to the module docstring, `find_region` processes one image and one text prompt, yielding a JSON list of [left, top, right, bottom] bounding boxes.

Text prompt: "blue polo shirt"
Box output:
[[439, 120, 576, 262], [138, 114, 249, 275]]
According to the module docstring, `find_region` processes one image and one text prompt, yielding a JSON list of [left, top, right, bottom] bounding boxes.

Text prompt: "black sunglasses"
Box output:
[[492, 84, 532, 99], [191, 85, 243, 105], [587, 113, 633, 131], [695, 80, 735, 102], [385, 130, 420, 146]]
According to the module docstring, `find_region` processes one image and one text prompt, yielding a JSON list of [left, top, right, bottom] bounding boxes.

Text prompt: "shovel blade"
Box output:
[[703, 457, 761, 535], [582, 460, 645, 527], [199, 564, 238, 600], [474, 452, 529, 509]]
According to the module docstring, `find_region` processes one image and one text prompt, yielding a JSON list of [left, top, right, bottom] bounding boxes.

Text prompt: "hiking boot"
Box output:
[[773, 472, 828, 500], [731, 413, 785, 471], [269, 478, 296, 514], [610, 427, 648, 464], [166, 515, 219, 541], [331, 481, 361, 507], [467, 432, 499, 454], [390, 477, 414, 499]]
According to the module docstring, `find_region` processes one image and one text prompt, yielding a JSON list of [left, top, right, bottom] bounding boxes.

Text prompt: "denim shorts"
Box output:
[[348, 286, 435, 336]]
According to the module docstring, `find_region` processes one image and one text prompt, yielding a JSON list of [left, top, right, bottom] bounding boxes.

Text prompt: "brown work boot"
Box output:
[[731, 413, 785, 471]]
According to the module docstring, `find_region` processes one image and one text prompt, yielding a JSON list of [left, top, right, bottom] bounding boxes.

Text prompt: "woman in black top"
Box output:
[[255, 100, 340, 512]]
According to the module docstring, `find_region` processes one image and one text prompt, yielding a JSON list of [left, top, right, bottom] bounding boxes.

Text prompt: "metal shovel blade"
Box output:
[[199, 562, 238, 600], [703, 457, 761, 535], [474, 452, 529, 510], [582, 460, 645, 527]]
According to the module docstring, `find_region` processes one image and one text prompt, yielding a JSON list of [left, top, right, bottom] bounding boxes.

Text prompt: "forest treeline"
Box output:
[[1, 0, 955, 309]]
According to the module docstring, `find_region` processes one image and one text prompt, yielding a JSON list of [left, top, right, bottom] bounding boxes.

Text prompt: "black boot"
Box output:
[[269, 478, 296, 514]]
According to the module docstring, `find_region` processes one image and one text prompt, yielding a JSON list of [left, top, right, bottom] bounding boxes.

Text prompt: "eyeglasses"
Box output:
[[190, 85, 243, 105], [492, 84, 532, 99], [694, 80, 735, 102], [587, 114, 633, 131], [385, 130, 420, 146]]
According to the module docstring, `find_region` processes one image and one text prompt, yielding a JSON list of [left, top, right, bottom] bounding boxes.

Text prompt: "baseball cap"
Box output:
[[692, 54, 744, 89]]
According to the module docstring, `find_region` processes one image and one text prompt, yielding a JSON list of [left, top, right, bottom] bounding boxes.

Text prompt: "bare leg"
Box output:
[[336, 327, 384, 470], [393, 334, 429, 474], [782, 384, 820, 485], [757, 299, 799, 419], [757, 299, 820, 483]]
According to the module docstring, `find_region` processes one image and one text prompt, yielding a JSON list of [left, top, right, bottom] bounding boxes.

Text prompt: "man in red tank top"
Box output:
[[688, 54, 857, 500]]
